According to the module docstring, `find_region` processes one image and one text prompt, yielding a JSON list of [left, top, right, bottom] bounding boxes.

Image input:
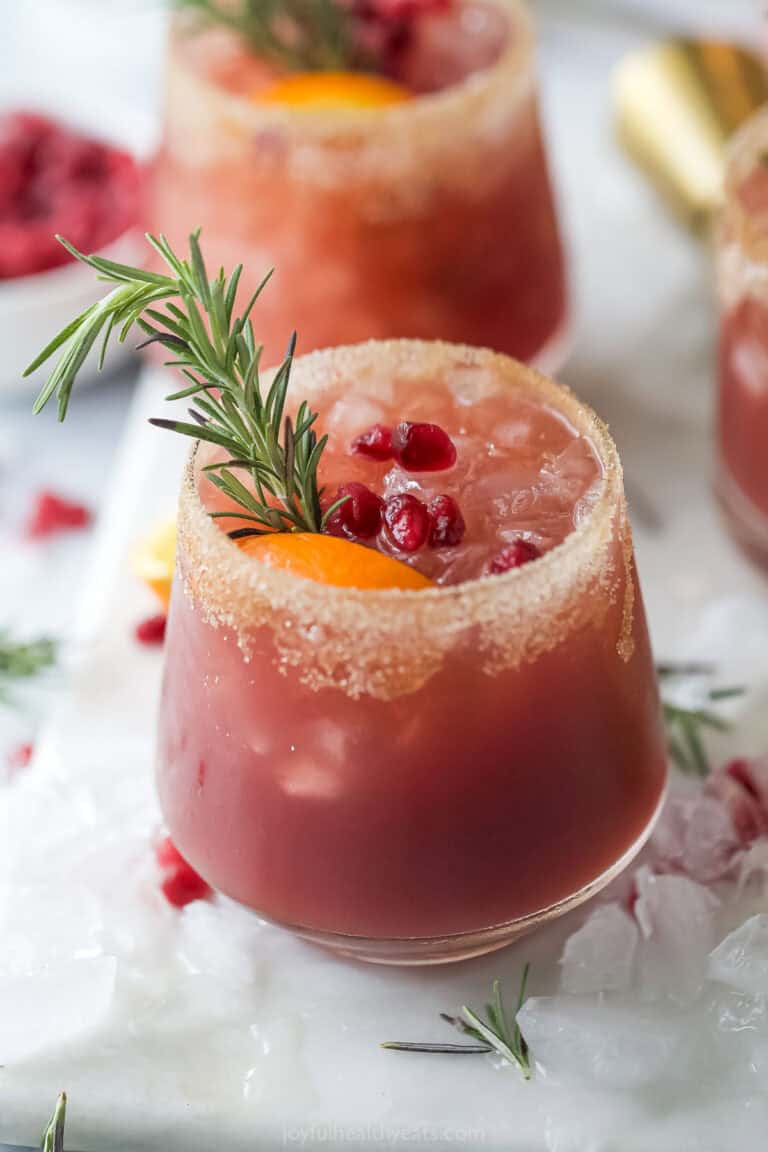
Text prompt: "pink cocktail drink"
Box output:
[[717, 108, 768, 565], [150, 0, 567, 368], [159, 341, 666, 963]]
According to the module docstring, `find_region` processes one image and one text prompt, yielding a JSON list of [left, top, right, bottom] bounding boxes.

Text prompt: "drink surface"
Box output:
[[158, 343, 666, 956], [201, 369, 603, 585]]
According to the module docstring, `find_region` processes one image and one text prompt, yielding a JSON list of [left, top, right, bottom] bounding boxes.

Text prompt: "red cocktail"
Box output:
[[150, 0, 567, 368], [717, 108, 768, 565], [159, 341, 666, 963]]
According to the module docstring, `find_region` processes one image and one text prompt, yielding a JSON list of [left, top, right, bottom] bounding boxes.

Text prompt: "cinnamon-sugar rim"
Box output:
[[170, 0, 533, 136], [177, 339, 625, 624]]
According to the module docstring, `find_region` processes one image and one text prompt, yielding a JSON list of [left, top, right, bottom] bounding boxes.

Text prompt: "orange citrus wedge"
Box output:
[[257, 71, 411, 109], [132, 519, 177, 609], [238, 532, 432, 590]]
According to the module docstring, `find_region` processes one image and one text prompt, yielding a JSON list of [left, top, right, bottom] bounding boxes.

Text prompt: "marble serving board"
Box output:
[[2, 1, 768, 1149]]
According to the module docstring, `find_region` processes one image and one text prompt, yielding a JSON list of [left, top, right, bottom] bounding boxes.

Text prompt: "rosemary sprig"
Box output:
[[41, 1093, 66, 1152], [658, 663, 745, 777], [27, 232, 344, 537], [0, 632, 57, 704], [174, 0, 358, 72], [382, 967, 533, 1080]]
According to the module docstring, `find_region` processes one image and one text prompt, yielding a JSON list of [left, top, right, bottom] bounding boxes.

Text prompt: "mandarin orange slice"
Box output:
[[257, 71, 411, 109], [237, 532, 432, 590]]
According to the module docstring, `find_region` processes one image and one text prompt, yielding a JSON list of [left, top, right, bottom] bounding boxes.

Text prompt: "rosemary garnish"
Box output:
[[382, 967, 532, 1080], [41, 1093, 66, 1152], [0, 632, 56, 704], [174, 0, 358, 72], [27, 232, 344, 537], [658, 663, 745, 776]]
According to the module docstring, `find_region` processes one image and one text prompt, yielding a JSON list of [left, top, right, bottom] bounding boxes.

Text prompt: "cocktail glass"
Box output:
[[149, 0, 568, 368], [717, 107, 768, 567], [158, 340, 666, 964]]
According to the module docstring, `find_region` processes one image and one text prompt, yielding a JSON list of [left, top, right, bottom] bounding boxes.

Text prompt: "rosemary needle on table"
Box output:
[[41, 1093, 66, 1152], [0, 632, 56, 704], [657, 663, 745, 777], [382, 967, 533, 1080]]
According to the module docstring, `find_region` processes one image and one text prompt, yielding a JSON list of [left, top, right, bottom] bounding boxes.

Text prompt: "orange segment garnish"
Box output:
[[238, 532, 432, 590], [257, 71, 411, 109]]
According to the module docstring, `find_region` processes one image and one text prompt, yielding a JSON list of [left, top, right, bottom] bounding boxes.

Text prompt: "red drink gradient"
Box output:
[[149, 0, 567, 369], [157, 342, 666, 963], [717, 109, 768, 563]]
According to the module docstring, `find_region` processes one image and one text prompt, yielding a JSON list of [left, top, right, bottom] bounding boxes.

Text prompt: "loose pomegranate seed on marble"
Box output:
[[134, 614, 167, 646], [489, 537, 542, 574], [6, 742, 34, 774], [155, 835, 210, 908], [383, 492, 432, 552], [350, 423, 394, 461], [391, 421, 457, 472], [428, 494, 465, 548], [25, 489, 91, 538], [325, 482, 384, 539]]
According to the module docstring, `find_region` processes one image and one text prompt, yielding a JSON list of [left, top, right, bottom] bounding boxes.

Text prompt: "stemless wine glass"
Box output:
[[149, 0, 567, 369], [717, 107, 768, 567], [157, 340, 666, 964]]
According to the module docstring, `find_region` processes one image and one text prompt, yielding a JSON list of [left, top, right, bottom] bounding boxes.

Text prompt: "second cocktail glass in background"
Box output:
[[149, 0, 567, 368], [717, 107, 768, 567]]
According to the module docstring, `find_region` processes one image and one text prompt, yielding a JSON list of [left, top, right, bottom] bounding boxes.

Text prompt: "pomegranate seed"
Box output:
[[155, 835, 210, 908], [6, 742, 34, 773], [383, 493, 432, 552], [391, 422, 457, 472], [350, 423, 393, 461], [135, 614, 167, 646], [325, 482, 383, 539], [428, 495, 465, 548], [489, 538, 542, 574], [25, 489, 91, 538]]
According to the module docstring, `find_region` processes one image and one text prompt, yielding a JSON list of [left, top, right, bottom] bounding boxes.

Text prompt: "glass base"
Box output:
[[530, 310, 572, 379], [716, 460, 768, 571], [284, 791, 665, 965]]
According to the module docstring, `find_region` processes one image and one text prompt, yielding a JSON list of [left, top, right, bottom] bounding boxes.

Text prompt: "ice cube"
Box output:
[[634, 866, 719, 1005], [560, 903, 638, 995], [325, 396, 387, 445], [737, 839, 768, 895], [178, 899, 263, 988], [708, 914, 768, 997], [516, 995, 691, 1087], [650, 790, 740, 883], [0, 956, 116, 1064]]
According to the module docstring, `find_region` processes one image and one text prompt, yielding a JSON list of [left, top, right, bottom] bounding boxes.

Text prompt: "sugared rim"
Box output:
[[168, 0, 533, 138], [722, 106, 768, 266]]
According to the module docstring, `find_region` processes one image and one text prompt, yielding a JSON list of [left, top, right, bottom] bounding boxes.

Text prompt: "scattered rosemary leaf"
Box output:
[[382, 967, 532, 1079]]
